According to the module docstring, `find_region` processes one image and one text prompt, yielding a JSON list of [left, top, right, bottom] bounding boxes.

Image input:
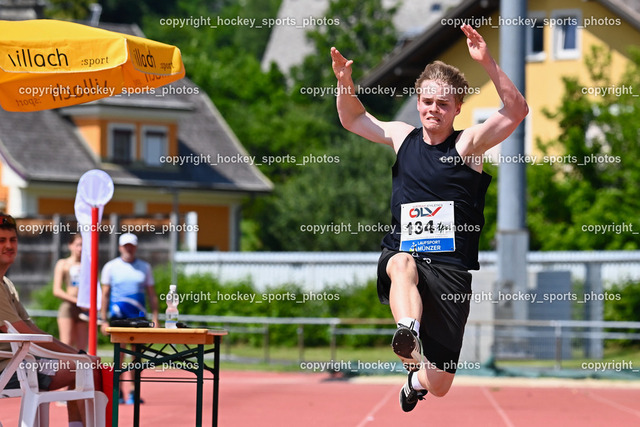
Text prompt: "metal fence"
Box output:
[[466, 319, 640, 369], [174, 250, 640, 291], [28, 310, 640, 374], [13, 213, 183, 295]]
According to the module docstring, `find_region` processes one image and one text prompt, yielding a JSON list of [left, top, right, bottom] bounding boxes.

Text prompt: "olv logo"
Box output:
[[409, 206, 441, 218]]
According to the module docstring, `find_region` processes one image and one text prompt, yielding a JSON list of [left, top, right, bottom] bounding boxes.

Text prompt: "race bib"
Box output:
[[400, 201, 455, 253]]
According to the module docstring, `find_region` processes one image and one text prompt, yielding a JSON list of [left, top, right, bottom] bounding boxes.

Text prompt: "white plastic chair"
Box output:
[[2, 322, 107, 427], [0, 351, 40, 416], [1, 332, 54, 427], [0, 333, 52, 394]]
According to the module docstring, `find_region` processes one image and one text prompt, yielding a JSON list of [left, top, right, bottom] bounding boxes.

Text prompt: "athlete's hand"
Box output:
[[462, 24, 490, 65], [331, 47, 354, 84]]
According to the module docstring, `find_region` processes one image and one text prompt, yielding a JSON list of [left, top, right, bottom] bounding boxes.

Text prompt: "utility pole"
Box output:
[[496, 0, 529, 326]]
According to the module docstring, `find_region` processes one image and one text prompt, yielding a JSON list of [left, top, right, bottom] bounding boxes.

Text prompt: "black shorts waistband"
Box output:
[[408, 252, 468, 272]]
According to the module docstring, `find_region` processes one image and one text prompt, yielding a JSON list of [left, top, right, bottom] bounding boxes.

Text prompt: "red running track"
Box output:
[[1, 370, 639, 426]]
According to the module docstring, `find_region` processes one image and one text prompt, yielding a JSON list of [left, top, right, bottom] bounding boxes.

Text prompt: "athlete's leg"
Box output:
[[399, 363, 454, 411], [417, 365, 455, 397], [57, 316, 73, 346], [386, 252, 422, 322], [385, 252, 425, 367], [74, 318, 89, 352]]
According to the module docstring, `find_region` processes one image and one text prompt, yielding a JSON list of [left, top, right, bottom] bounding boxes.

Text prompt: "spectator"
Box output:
[[0, 213, 102, 426], [53, 234, 88, 351], [100, 232, 158, 404]]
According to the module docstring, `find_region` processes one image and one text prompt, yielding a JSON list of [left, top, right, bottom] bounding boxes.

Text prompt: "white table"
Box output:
[[0, 334, 53, 391]]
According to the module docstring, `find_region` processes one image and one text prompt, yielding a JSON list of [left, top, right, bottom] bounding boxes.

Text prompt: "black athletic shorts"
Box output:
[[377, 247, 473, 374]]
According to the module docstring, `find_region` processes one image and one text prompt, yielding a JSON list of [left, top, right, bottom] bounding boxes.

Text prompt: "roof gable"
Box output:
[[0, 22, 272, 194], [360, 0, 640, 90]]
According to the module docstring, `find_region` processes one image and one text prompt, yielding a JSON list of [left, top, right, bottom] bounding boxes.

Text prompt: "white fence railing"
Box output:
[[175, 251, 640, 290]]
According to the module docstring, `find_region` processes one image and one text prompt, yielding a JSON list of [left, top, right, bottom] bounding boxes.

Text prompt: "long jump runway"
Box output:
[[1, 370, 639, 426], [221, 372, 640, 427]]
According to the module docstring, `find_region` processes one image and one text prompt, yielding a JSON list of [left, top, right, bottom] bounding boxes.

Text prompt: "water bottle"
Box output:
[[165, 284, 179, 329]]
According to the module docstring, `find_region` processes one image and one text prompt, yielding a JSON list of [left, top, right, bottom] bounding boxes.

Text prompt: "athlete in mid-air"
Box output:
[[331, 24, 528, 411]]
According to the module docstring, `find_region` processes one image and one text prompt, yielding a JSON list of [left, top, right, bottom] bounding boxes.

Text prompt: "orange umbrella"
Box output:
[[0, 19, 185, 112], [0, 20, 185, 355]]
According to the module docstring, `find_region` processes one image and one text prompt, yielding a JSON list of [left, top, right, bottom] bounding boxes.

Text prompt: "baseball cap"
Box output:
[[119, 233, 138, 246]]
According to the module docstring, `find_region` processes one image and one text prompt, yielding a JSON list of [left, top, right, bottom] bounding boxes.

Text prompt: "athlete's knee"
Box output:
[[386, 253, 418, 282], [429, 381, 453, 397], [422, 369, 454, 397]]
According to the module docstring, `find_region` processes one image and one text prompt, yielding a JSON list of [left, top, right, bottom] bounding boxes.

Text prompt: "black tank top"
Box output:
[[381, 128, 492, 270]]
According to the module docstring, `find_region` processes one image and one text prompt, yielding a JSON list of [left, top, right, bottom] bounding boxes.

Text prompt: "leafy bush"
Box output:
[[151, 266, 392, 347], [30, 265, 640, 351], [28, 282, 60, 335], [604, 281, 640, 322], [604, 280, 640, 348]]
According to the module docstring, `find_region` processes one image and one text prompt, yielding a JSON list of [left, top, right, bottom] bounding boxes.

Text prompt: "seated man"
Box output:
[[0, 213, 102, 427]]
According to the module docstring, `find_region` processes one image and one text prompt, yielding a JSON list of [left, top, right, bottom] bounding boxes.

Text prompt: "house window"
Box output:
[[109, 125, 135, 164], [142, 127, 168, 166], [552, 9, 581, 60], [526, 13, 546, 62]]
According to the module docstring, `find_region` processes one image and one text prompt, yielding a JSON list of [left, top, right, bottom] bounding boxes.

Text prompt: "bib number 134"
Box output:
[[405, 220, 436, 235], [400, 201, 455, 253]]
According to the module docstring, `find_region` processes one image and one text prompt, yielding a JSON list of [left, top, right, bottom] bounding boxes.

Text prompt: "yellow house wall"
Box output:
[[38, 197, 134, 215], [36, 195, 232, 251], [73, 117, 107, 158], [71, 117, 178, 160], [437, 0, 640, 153], [147, 202, 230, 250]]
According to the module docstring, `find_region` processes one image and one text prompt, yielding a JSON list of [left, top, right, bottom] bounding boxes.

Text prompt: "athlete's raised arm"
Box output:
[[331, 47, 413, 152], [457, 24, 529, 156]]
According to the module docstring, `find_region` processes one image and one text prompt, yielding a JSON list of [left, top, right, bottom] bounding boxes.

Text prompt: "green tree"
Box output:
[[45, 0, 92, 19], [479, 164, 498, 251], [99, 0, 179, 25], [291, 0, 398, 86], [137, 0, 403, 251], [247, 0, 401, 250], [256, 136, 394, 251], [289, 0, 400, 118], [141, 0, 334, 182], [527, 45, 640, 250]]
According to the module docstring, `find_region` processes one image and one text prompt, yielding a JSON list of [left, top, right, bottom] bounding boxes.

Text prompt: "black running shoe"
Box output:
[[391, 324, 423, 371], [399, 371, 427, 412]]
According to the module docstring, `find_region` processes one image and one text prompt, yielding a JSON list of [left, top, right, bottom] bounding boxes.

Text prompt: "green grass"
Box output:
[[222, 343, 393, 361], [496, 345, 640, 370], [221, 344, 399, 372], [96, 343, 399, 373], [96, 342, 640, 375]]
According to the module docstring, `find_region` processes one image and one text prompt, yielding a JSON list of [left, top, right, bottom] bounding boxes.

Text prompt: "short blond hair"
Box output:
[[415, 61, 469, 105]]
